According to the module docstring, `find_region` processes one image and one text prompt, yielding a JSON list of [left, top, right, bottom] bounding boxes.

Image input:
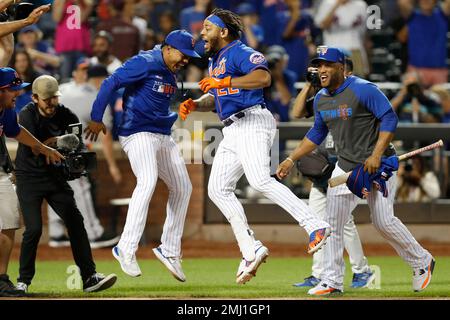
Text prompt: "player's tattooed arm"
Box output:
[[194, 94, 215, 112]]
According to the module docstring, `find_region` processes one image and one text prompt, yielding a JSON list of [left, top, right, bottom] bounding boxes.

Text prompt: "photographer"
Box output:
[[396, 156, 441, 202], [290, 57, 375, 289], [14, 75, 117, 293], [0, 2, 50, 67], [0, 67, 63, 297], [47, 63, 121, 249], [390, 72, 442, 123], [264, 45, 297, 123]]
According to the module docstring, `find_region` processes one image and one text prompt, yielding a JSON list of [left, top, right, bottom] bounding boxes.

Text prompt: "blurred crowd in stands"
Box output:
[[4, 0, 450, 199]]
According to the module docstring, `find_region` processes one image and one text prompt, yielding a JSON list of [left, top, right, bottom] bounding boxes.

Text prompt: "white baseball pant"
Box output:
[[48, 176, 104, 241], [321, 164, 433, 290], [208, 106, 330, 261], [118, 132, 192, 257], [308, 186, 370, 279]]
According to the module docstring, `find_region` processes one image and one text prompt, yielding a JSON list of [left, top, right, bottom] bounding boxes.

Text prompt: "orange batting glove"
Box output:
[[198, 76, 232, 93], [179, 98, 197, 121]]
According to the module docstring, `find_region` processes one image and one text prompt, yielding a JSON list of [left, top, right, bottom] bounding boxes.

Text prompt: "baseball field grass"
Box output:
[[6, 256, 450, 299]]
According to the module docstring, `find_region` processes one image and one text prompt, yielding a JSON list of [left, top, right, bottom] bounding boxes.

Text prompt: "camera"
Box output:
[[266, 52, 282, 70], [55, 123, 97, 181], [404, 159, 413, 172], [407, 82, 422, 98], [305, 69, 321, 88], [0, 2, 35, 22]]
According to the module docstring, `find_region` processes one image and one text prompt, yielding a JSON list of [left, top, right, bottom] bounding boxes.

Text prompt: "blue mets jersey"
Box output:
[[91, 45, 178, 136], [207, 40, 268, 120], [0, 108, 20, 138], [306, 76, 397, 171]]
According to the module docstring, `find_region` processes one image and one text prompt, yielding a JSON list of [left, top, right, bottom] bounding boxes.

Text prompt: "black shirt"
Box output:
[[15, 102, 79, 177]]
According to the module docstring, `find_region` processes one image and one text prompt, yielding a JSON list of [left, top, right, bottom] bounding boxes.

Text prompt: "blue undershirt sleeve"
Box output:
[[354, 82, 398, 133]]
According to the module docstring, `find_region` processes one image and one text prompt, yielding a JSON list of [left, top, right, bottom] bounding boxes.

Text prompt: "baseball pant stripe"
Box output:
[[157, 136, 192, 257], [237, 109, 328, 234], [309, 187, 369, 279], [367, 175, 432, 269], [118, 132, 159, 255], [321, 187, 356, 290]]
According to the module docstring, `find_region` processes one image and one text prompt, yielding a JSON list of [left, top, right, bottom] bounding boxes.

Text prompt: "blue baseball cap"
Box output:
[[310, 46, 345, 65], [236, 3, 257, 15], [0, 68, 30, 91], [165, 30, 201, 58]]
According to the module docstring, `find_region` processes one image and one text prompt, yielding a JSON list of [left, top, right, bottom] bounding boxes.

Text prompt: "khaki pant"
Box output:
[[0, 171, 20, 231]]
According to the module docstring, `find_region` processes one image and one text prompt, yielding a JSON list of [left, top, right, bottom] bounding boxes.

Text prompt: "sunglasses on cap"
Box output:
[[0, 77, 24, 89]]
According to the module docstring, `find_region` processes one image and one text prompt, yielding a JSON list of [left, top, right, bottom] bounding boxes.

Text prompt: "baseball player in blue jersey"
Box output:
[[179, 8, 331, 285], [85, 30, 200, 282], [277, 47, 434, 295]]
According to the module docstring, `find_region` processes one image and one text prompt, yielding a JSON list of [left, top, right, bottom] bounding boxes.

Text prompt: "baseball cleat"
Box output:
[[307, 227, 331, 254], [90, 231, 120, 249], [308, 281, 342, 296], [236, 241, 269, 285], [15, 282, 28, 293], [152, 247, 186, 282], [413, 258, 435, 292], [112, 246, 142, 277], [351, 270, 376, 288], [83, 273, 117, 293], [293, 275, 321, 287]]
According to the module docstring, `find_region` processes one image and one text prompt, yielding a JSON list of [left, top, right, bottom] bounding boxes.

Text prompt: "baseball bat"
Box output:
[[328, 139, 444, 188]]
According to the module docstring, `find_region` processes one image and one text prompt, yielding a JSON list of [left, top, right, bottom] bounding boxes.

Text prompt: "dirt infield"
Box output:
[[10, 240, 450, 261]]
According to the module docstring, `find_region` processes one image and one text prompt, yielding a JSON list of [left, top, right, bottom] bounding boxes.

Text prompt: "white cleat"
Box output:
[[236, 240, 269, 285], [152, 247, 186, 282], [308, 281, 343, 296], [112, 246, 142, 277], [413, 258, 435, 292]]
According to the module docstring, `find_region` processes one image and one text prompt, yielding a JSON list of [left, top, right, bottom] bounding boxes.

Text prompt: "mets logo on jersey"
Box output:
[[319, 104, 352, 121], [210, 58, 227, 77], [317, 46, 328, 55], [361, 187, 370, 199], [152, 81, 176, 95], [249, 52, 266, 64]]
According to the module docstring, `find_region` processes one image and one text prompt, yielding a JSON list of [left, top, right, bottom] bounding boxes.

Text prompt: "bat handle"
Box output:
[[328, 171, 351, 187]]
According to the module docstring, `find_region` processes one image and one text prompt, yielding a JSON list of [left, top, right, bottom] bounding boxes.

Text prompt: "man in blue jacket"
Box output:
[[85, 30, 200, 282]]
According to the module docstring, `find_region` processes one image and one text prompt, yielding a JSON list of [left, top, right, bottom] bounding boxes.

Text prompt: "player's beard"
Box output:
[[204, 37, 219, 57]]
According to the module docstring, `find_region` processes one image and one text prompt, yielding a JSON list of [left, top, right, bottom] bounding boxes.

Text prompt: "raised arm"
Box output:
[[441, 0, 450, 16], [0, 0, 13, 12], [52, 0, 66, 23], [0, 4, 51, 38], [0, 33, 13, 67], [397, 0, 414, 19], [292, 79, 315, 119], [317, 0, 345, 30]]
